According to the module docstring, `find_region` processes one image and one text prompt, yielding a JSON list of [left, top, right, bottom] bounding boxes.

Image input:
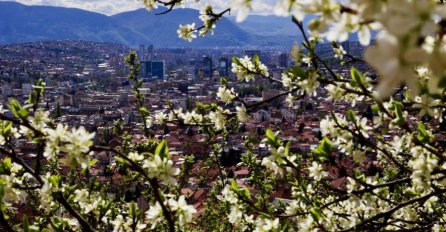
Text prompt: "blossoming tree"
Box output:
[[2, 0, 446, 231]]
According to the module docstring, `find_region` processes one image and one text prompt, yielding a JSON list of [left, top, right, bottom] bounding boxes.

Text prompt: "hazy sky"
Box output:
[[2, 0, 275, 15]]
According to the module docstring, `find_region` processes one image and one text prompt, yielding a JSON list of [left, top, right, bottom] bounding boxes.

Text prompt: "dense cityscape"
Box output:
[[1, 39, 419, 216]]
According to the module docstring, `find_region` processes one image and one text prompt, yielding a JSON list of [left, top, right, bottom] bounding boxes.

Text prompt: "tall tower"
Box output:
[[218, 58, 229, 77], [342, 41, 350, 54], [138, 45, 146, 61], [279, 53, 288, 68], [203, 56, 213, 78]]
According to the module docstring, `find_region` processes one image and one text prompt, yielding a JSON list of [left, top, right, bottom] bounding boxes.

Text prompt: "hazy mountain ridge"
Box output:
[[228, 14, 376, 43], [0, 1, 301, 47]]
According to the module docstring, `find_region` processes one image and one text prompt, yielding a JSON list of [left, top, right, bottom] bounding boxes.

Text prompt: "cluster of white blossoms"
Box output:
[[182, 110, 204, 125], [208, 107, 229, 131], [413, 94, 441, 118], [235, 105, 249, 123], [38, 173, 60, 213], [143, 154, 180, 185], [0, 161, 24, 203], [144, 195, 197, 229], [230, 0, 252, 22], [231, 56, 269, 82], [409, 146, 438, 192], [320, 113, 373, 163], [216, 86, 237, 104], [73, 189, 108, 216], [282, 68, 321, 96], [111, 213, 146, 232], [219, 184, 255, 230], [168, 195, 197, 226], [333, 45, 346, 60], [260, 131, 297, 178], [198, 4, 216, 36], [141, 0, 158, 10], [261, 145, 291, 178], [177, 23, 197, 42], [109, 180, 196, 231], [307, 161, 327, 181], [44, 124, 95, 168]]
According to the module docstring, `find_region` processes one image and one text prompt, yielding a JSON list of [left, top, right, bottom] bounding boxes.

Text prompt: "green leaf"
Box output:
[[392, 101, 406, 125], [252, 54, 260, 63], [230, 180, 239, 191], [239, 188, 251, 200], [289, 66, 307, 78], [231, 57, 240, 65], [265, 129, 275, 142], [23, 216, 30, 232], [417, 122, 429, 143], [89, 159, 98, 167], [115, 156, 125, 164], [3, 158, 11, 170], [129, 201, 136, 217], [17, 109, 29, 119], [0, 180, 5, 201], [155, 140, 169, 159], [139, 107, 150, 117], [49, 175, 62, 188], [312, 137, 333, 161], [2, 121, 12, 137], [310, 207, 322, 221], [350, 67, 362, 86], [371, 104, 379, 114], [346, 110, 357, 122], [437, 76, 446, 89], [264, 129, 281, 147], [220, 77, 228, 86]]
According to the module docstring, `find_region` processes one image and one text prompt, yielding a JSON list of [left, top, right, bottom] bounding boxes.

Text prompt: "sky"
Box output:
[[1, 0, 275, 15]]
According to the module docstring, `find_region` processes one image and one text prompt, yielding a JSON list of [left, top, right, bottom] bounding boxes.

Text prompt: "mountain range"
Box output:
[[0, 1, 310, 47]]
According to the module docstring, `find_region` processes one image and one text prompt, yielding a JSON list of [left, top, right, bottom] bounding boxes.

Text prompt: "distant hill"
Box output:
[[0, 1, 300, 47], [0, 1, 147, 45], [227, 15, 301, 37], [111, 8, 257, 47], [228, 14, 376, 43]]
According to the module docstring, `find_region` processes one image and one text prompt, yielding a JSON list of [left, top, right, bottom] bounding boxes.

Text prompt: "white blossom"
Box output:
[[236, 105, 249, 123], [413, 95, 440, 118], [168, 195, 197, 226], [216, 86, 236, 104], [146, 202, 164, 229], [144, 155, 180, 185], [308, 161, 327, 181], [333, 45, 346, 60], [183, 111, 203, 124], [230, 0, 251, 22], [208, 107, 228, 131], [153, 112, 168, 124], [128, 152, 144, 162], [177, 23, 197, 42]]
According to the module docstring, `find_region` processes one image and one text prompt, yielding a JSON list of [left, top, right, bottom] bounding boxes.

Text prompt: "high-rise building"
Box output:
[[22, 83, 33, 96], [142, 60, 165, 80], [1, 84, 12, 97], [195, 56, 213, 78], [151, 61, 165, 80], [218, 58, 229, 77], [148, 44, 154, 54], [279, 53, 288, 68], [245, 50, 261, 59], [342, 41, 350, 54], [138, 45, 146, 60]]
